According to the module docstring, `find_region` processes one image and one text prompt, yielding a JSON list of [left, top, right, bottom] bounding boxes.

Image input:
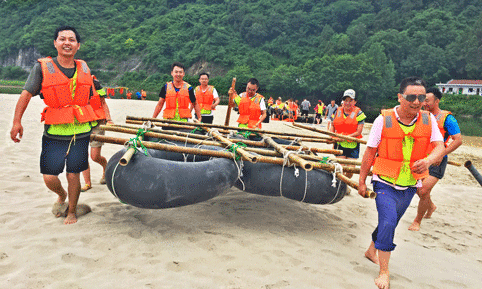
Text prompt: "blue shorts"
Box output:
[[40, 135, 90, 175], [334, 143, 360, 159], [371, 181, 417, 252], [428, 155, 448, 179]]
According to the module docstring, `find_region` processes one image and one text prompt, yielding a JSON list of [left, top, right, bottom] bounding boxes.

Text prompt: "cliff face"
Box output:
[[1, 47, 42, 71]]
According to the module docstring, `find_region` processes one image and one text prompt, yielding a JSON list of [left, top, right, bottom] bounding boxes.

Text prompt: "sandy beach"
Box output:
[[1, 94, 481, 288]]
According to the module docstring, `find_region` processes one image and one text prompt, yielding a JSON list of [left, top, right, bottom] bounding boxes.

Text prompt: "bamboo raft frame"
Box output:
[[96, 121, 377, 198]]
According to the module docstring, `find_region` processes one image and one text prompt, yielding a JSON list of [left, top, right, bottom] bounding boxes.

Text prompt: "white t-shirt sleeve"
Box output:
[[212, 88, 219, 99], [430, 114, 444, 142], [260, 98, 266, 111], [366, 115, 384, 148]]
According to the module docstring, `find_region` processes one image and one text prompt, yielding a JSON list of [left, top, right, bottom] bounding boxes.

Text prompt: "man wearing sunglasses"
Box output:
[[229, 78, 267, 129], [408, 87, 462, 231], [357, 77, 445, 289]]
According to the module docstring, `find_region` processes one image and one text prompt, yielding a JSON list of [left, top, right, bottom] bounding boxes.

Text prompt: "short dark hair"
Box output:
[[247, 78, 259, 87], [199, 72, 209, 79], [54, 26, 81, 43], [171, 62, 185, 71], [399, 76, 426, 94], [427, 87, 443, 100]]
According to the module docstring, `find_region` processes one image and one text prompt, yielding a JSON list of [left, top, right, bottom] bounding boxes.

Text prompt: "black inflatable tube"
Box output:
[[105, 145, 239, 209], [235, 160, 347, 205]]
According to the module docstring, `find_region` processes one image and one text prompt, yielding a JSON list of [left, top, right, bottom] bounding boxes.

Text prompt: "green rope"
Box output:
[[319, 156, 330, 164], [227, 142, 247, 160], [128, 128, 149, 156], [236, 130, 260, 139], [190, 127, 205, 134]]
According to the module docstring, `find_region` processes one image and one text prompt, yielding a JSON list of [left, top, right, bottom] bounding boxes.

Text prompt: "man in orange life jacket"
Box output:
[[229, 78, 267, 129], [10, 26, 102, 225], [194, 72, 220, 124], [408, 87, 462, 231], [331, 89, 366, 179], [152, 62, 201, 122], [358, 77, 445, 289]]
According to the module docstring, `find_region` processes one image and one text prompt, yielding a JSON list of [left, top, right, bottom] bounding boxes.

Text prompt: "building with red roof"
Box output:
[[436, 80, 482, 95]]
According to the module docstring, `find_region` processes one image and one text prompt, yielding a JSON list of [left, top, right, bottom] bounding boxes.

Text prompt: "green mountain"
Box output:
[[1, 0, 482, 104]]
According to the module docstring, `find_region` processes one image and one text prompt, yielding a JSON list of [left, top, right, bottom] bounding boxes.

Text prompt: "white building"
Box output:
[[436, 80, 482, 96]]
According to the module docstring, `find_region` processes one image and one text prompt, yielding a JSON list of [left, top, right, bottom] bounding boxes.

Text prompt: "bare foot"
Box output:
[[408, 221, 420, 231], [375, 272, 390, 289], [365, 249, 379, 265], [64, 213, 77, 225], [424, 204, 437, 219]]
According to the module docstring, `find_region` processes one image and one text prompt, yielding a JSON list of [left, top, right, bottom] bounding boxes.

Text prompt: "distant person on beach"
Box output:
[[10, 26, 101, 224], [229, 78, 267, 129], [325, 99, 338, 130], [141, 89, 147, 100], [314, 100, 324, 124], [136, 91, 141, 100], [152, 62, 201, 122], [408, 87, 462, 231], [358, 77, 445, 289], [300, 98, 311, 120], [194, 72, 220, 124], [81, 77, 113, 192]]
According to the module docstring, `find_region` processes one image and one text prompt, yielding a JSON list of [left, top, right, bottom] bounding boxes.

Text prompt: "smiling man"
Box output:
[[152, 62, 201, 122], [10, 26, 102, 224], [358, 77, 445, 289]]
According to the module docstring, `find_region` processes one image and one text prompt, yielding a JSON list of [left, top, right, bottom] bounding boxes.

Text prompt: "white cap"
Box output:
[[343, 89, 356, 100]]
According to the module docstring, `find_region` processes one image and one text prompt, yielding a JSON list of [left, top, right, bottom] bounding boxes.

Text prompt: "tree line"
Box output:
[[1, 0, 481, 107]]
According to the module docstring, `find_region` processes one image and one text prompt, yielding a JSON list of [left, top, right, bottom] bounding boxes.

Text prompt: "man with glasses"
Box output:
[[358, 77, 445, 289], [229, 78, 267, 129], [408, 87, 462, 231]]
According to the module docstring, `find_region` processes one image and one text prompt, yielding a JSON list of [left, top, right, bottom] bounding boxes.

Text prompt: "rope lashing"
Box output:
[[190, 126, 205, 134], [227, 142, 247, 160], [237, 130, 260, 139], [127, 128, 149, 156], [319, 156, 330, 164], [330, 161, 344, 187]]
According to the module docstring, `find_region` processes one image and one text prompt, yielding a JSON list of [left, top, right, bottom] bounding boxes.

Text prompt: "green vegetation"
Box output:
[[1, 0, 482, 134]]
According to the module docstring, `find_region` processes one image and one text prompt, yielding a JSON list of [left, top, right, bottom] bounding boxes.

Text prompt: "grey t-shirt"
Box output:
[[301, 100, 310, 110], [326, 104, 338, 119]]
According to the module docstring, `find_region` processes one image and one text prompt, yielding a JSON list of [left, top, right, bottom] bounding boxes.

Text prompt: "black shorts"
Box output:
[[301, 110, 309, 116], [428, 156, 448, 179], [40, 135, 90, 175], [334, 142, 360, 159], [200, 115, 214, 124], [315, 113, 322, 120]]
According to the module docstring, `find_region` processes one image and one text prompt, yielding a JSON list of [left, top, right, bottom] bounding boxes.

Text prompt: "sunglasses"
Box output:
[[401, 94, 426, 102]]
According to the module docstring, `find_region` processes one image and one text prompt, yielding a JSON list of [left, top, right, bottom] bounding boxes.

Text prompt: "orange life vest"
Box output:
[[163, 81, 192, 119], [237, 93, 264, 128], [39, 57, 102, 125], [372, 109, 432, 180], [194, 85, 214, 111], [332, 106, 362, 139], [434, 110, 452, 146]]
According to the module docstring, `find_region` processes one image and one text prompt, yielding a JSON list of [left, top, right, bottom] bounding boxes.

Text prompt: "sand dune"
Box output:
[[1, 94, 481, 288]]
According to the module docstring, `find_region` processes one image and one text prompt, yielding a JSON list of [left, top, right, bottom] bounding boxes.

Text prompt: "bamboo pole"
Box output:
[[197, 121, 258, 163], [126, 115, 336, 140], [263, 135, 313, 171], [119, 135, 143, 166], [292, 122, 367, 144], [224, 77, 236, 126], [106, 124, 341, 155], [335, 173, 376, 199]]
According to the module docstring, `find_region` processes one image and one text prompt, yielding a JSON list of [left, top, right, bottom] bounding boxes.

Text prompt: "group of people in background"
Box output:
[[9, 26, 463, 289]]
